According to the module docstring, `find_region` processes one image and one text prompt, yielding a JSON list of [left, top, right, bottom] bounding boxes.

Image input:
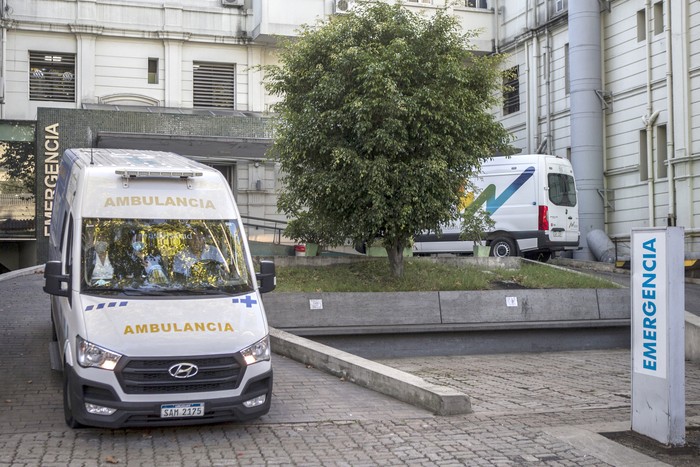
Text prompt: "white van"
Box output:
[[413, 154, 579, 259], [43, 148, 276, 428]]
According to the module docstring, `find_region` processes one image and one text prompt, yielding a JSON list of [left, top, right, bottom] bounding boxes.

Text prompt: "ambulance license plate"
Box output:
[[160, 403, 204, 418], [553, 231, 563, 238]]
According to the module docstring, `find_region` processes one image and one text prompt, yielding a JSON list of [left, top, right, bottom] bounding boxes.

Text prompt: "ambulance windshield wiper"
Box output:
[[121, 287, 170, 296], [83, 286, 122, 295], [171, 287, 226, 296]]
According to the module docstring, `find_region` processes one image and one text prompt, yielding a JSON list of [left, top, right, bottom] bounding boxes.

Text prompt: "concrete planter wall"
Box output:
[[262, 288, 630, 336], [259, 255, 640, 357]]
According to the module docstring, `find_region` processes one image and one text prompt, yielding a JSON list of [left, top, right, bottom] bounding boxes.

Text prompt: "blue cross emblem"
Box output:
[[232, 295, 257, 308]]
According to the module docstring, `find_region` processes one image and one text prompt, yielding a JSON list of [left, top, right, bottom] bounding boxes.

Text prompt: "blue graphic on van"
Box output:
[[472, 166, 535, 214], [85, 301, 129, 311], [232, 295, 257, 308]]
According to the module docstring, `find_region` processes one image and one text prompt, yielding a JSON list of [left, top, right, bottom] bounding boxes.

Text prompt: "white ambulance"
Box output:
[[43, 148, 276, 428], [413, 154, 580, 260]]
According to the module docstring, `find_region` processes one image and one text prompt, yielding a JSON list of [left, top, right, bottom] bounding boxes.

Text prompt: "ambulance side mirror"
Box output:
[[43, 260, 71, 297], [256, 260, 276, 294]]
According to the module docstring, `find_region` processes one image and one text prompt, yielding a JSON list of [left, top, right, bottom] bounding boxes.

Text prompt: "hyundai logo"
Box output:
[[168, 363, 199, 379]]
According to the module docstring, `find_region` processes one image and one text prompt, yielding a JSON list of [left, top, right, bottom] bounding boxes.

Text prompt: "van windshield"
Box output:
[[80, 218, 254, 296], [547, 173, 577, 207]]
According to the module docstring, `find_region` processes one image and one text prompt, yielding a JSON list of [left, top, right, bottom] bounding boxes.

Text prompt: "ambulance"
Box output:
[[413, 154, 580, 260], [43, 148, 276, 428]]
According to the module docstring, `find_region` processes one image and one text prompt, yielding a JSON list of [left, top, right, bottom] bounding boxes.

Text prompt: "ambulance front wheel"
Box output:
[[63, 371, 84, 429], [490, 237, 517, 257]]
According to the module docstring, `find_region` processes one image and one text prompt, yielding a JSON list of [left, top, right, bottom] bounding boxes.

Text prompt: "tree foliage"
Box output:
[[459, 183, 496, 246], [0, 141, 35, 193], [264, 1, 511, 277], [283, 211, 347, 256]]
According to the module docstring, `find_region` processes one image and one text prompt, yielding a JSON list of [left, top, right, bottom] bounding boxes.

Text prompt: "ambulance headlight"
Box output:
[[241, 336, 270, 365], [77, 336, 122, 370]]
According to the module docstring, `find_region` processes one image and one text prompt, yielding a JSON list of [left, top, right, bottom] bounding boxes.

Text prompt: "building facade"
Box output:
[[0, 0, 698, 268], [493, 0, 700, 260]]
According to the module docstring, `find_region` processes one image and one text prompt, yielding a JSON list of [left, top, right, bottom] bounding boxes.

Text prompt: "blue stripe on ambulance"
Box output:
[[85, 301, 129, 311]]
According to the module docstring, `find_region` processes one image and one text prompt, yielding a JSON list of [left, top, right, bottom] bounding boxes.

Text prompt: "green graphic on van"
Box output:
[[466, 166, 535, 214]]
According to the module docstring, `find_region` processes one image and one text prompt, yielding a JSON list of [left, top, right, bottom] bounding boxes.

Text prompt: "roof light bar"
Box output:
[[115, 169, 204, 179]]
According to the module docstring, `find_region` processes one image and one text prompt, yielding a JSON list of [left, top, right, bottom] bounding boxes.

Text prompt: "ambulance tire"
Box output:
[[490, 237, 517, 258], [63, 372, 84, 429]]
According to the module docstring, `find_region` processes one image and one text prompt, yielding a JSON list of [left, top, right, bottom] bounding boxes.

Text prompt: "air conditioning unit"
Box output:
[[222, 0, 244, 7], [334, 0, 355, 14]]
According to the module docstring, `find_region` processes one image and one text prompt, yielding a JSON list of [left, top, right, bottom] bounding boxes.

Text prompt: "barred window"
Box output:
[[466, 0, 488, 8], [29, 52, 76, 102], [502, 66, 520, 115], [193, 62, 235, 109]]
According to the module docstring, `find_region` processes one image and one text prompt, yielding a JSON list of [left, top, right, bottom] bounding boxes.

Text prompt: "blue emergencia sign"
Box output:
[[631, 231, 667, 378]]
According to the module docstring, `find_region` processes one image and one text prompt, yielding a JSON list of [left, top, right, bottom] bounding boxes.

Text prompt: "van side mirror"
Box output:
[[256, 260, 276, 294], [43, 260, 71, 297]]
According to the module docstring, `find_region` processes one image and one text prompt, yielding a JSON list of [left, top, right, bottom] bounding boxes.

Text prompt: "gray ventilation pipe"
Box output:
[[569, 2, 605, 261], [586, 229, 615, 263]]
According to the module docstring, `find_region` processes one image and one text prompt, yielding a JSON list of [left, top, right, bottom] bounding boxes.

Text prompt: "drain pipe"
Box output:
[[493, 0, 500, 53], [664, 0, 676, 227], [643, 110, 659, 226], [0, 0, 6, 119], [600, 18, 610, 229], [643, 0, 656, 227], [569, 2, 605, 260]]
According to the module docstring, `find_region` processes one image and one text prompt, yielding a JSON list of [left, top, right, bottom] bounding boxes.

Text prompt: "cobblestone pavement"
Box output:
[[2, 270, 700, 466]]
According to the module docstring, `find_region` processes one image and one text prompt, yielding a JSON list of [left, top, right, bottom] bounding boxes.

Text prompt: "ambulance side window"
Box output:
[[57, 211, 68, 254], [63, 215, 74, 274], [58, 214, 74, 304]]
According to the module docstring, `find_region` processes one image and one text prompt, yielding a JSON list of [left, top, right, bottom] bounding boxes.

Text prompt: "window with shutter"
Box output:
[[29, 52, 76, 102], [502, 66, 520, 116], [193, 62, 236, 109]]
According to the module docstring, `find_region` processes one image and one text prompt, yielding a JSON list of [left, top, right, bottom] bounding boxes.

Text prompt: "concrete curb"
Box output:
[[269, 327, 472, 416], [0, 264, 43, 282], [545, 416, 700, 467]]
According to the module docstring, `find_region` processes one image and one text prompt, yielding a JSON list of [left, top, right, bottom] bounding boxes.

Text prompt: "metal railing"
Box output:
[[241, 215, 288, 244]]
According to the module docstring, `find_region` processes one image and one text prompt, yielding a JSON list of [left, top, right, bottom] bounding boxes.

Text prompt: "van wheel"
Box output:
[[490, 237, 517, 257], [63, 372, 84, 429]]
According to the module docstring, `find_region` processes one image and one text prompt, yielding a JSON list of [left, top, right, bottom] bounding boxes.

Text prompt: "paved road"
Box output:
[[2, 269, 700, 466]]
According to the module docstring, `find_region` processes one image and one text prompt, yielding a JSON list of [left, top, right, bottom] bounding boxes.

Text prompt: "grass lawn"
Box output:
[[272, 258, 620, 293]]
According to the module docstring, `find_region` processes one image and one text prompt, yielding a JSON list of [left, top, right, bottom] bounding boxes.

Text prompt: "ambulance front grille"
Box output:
[[116, 354, 244, 394]]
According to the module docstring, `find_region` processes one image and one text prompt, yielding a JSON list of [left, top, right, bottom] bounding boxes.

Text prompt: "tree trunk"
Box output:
[[385, 242, 405, 278]]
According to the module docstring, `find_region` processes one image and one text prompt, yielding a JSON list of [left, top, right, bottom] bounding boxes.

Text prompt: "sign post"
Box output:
[[631, 227, 685, 446]]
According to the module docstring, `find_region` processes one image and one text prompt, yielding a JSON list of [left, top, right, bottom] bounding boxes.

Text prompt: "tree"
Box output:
[[459, 184, 496, 246], [264, 1, 511, 277], [0, 141, 35, 193]]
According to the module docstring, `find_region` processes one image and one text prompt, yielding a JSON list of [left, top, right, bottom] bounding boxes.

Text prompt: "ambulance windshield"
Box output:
[[80, 218, 254, 296]]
